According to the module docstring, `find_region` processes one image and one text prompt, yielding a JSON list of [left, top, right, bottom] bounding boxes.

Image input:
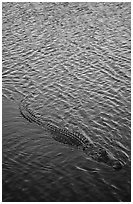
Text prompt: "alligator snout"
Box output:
[[112, 160, 123, 170]]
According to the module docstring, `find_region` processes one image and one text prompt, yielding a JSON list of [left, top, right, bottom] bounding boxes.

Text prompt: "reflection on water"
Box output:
[[2, 2, 131, 202]]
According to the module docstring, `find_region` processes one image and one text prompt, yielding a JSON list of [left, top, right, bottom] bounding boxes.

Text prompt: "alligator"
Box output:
[[19, 96, 123, 170]]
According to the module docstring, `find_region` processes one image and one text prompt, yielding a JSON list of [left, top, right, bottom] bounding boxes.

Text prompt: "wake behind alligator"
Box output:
[[19, 96, 123, 170]]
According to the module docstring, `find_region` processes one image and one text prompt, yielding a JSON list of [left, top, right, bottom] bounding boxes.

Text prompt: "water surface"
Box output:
[[2, 2, 131, 201]]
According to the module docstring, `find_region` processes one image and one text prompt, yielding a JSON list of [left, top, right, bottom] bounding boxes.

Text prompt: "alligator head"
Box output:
[[83, 146, 123, 170], [96, 148, 123, 170]]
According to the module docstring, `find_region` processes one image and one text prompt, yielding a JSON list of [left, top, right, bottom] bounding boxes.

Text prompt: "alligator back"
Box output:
[[19, 97, 90, 149]]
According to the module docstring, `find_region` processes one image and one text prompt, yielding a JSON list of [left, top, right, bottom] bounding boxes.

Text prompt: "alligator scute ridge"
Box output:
[[20, 98, 93, 148], [19, 96, 123, 170]]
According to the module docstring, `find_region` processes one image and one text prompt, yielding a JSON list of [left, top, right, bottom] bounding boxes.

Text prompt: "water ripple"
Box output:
[[3, 2, 130, 202]]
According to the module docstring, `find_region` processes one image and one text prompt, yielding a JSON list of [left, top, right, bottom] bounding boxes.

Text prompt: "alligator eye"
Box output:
[[99, 149, 108, 157], [112, 161, 123, 170]]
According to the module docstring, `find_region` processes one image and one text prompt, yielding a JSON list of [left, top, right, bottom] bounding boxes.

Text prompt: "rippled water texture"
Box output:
[[2, 2, 131, 202]]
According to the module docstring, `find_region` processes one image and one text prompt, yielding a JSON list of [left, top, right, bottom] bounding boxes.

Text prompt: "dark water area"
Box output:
[[2, 2, 131, 202]]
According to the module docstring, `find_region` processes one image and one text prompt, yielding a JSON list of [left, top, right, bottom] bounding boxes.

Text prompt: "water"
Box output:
[[2, 2, 131, 202]]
